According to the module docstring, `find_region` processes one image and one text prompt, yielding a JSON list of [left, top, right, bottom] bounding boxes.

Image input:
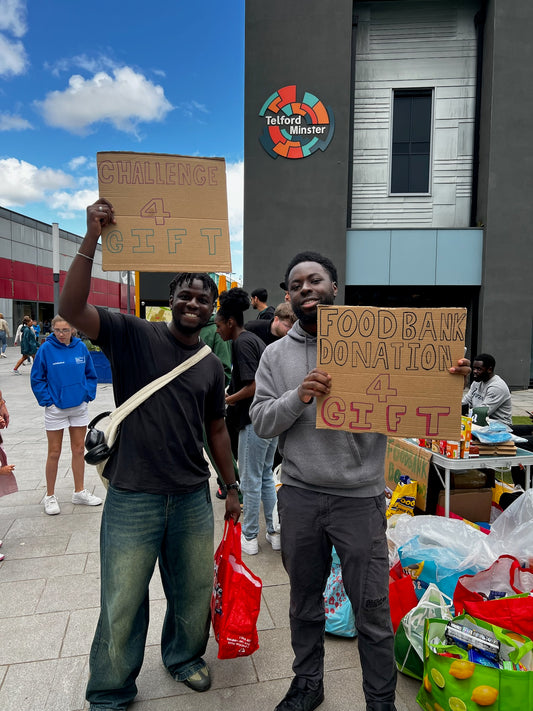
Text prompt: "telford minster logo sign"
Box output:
[[259, 85, 335, 159]]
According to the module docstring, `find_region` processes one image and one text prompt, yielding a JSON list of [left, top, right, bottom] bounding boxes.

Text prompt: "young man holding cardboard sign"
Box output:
[[250, 251, 470, 711], [59, 199, 240, 710]]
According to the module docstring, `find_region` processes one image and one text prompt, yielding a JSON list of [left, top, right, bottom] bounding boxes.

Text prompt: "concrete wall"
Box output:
[[244, 0, 354, 303], [352, 0, 479, 228], [0, 207, 131, 334], [476, 0, 533, 388]]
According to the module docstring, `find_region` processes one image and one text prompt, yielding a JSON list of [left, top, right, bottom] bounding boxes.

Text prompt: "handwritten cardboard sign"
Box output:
[[97, 151, 232, 272], [316, 306, 466, 439], [384, 437, 432, 511]]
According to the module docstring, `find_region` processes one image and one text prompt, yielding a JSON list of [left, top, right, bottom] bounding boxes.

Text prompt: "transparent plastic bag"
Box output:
[[488, 489, 533, 565], [404, 584, 453, 657]]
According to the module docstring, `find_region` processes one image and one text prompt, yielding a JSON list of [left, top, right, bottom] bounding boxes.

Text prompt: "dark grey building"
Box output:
[[244, 0, 533, 389]]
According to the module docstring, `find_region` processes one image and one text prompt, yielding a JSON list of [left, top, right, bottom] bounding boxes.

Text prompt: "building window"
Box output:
[[391, 89, 432, 194]]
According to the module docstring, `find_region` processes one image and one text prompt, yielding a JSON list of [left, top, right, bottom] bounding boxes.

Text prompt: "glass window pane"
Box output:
[[411, 95, 432, 142], [391, 155, 409, 193], [392, 96, 411, 143], [391, 90, 432, 193], [409, 154, 430, 192]]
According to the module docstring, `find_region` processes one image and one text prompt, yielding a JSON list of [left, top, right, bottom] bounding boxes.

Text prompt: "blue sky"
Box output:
[[0, 0, 245, 279]]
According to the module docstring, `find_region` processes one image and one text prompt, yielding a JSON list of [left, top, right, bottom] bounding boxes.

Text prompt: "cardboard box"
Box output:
[[97, 151, 231, 272], [385, 437, 432, 511], [436, 488, 492, 523]]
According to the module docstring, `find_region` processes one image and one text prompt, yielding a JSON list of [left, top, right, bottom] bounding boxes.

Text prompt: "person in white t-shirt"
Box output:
[[462, 353, 512, 427]]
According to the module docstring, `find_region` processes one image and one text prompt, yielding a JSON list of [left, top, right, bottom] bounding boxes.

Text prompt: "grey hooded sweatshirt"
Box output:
[[250, 320, 386, 497]]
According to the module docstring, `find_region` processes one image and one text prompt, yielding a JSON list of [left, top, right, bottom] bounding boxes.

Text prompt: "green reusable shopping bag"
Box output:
[[416, 613, 533, 711]]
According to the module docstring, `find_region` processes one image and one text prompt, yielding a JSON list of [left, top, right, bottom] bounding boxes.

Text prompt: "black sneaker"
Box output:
[[274, 678, 324, 711], [181, 663, 211, 692], [215, 486, 227, 500]]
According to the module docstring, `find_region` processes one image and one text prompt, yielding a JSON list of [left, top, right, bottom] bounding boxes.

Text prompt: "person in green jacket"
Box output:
[[200, 314, 241, 501]]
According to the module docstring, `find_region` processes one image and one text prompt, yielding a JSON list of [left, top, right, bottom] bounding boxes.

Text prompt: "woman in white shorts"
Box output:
[[30, 315, 102, 515]]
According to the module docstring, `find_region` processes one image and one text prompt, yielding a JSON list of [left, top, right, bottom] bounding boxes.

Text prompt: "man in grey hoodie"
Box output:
[[250, 251, 470, 711]]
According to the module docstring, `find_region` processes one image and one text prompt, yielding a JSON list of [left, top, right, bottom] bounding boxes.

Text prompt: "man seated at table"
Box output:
[[462, 353, 512, 428]]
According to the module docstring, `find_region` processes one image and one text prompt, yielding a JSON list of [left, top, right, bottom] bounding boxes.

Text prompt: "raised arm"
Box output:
[[59, 199, 115, 340]]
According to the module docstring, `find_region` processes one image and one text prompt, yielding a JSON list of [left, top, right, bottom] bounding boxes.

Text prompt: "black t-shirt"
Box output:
[[257, 305, 275, 320], [244, 318, 278, 346], [94, 308, 226, 494], [227, 330, 265, 430]]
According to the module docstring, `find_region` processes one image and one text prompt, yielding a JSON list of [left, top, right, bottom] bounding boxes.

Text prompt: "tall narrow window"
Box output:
[[391, 89, 432, 194]]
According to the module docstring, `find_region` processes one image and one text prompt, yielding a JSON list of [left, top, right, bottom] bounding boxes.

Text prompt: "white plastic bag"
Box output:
[[387, 514, 495, 575], [488, 488, 533, 565], [402, 584, 453, 661], [271, 464, 282, 534]]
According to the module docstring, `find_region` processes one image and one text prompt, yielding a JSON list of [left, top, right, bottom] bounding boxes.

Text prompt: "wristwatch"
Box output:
[[226, 482, 240, 493]]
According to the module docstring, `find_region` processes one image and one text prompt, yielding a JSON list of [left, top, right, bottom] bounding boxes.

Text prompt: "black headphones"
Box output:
[[85, 411, 118, 465]]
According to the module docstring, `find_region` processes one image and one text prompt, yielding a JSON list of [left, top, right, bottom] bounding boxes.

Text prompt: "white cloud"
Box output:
[[45, 53, 118, 78], [49, 188, 99, 219], [0, 157, 73, 206], [0, 111, 32, 130], [68, 155, 88, 170], [226, 160, 243, 245], [0, 0, 27, 37], [0, 32, 27, 76], [225, 161, 244, 280], [77, 174, 97, 187], [36, 66, 174, 135], [178, 100, 209, 119], [0, 0, 27, 76]]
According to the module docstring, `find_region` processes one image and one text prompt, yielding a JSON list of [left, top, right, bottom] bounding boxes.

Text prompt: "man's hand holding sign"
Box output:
[[315, 305, 469, 439]]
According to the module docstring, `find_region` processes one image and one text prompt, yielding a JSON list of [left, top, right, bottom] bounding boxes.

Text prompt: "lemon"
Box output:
[[449, 659, 476, 679], [423, 674, 432, 693], [448, 697, 467, 711], [430, 667, 445, 689], [471, 685, 499, 706]]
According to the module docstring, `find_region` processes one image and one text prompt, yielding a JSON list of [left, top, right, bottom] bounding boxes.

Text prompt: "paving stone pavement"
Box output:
[[1, 349, 532, 710]]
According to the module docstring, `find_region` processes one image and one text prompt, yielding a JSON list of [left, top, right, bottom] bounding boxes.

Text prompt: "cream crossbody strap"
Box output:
[[103, 344, 211, 449]]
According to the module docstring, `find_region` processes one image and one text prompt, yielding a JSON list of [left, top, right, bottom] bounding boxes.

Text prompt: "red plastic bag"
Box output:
[[389, 562, 418, 633], [454, 554, 533, 640], [211, 519, 262, 659]]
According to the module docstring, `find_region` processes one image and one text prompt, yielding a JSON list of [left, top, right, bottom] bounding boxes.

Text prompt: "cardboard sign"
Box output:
[[316, 306, 466, 439], [97, 151, 232, 272], [384, 437, 432, 511]]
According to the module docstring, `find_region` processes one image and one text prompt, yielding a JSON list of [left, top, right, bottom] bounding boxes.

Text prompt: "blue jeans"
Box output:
[[86, 483, 214, 710], [0, 331, 6, 354], [238, 424, 277, 540]]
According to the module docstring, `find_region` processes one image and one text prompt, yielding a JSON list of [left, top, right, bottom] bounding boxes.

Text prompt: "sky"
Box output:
[[0, 0, 245, 280]]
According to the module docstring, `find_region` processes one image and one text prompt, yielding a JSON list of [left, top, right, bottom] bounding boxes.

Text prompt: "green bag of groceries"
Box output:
[[416, 613, 533, 711]]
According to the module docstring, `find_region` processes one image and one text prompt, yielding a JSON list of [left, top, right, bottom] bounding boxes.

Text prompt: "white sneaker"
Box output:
[[266, 531, 281, 550], [0, 353, 6, 358], [44, 495, 60, 515], [241, 534, 259, 555], [72, 489, 103, 506]]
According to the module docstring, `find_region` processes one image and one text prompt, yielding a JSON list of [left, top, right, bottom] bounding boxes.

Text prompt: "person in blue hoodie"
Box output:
[[31, 315, 101, 515]]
